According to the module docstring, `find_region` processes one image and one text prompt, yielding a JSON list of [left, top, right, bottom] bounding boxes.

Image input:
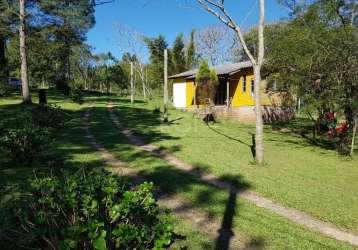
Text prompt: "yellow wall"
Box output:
[[230, 69, 281, 107], [186, 80, 195, 108], [231, 69, 255, 107], [172, 68, 282, 108]]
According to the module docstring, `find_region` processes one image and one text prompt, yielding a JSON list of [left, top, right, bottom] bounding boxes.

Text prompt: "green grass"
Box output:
[[1, 92, 357, 249], [103, 97, 358, 236], [85, 100, 356, 249], [0, 92, 214, 249]]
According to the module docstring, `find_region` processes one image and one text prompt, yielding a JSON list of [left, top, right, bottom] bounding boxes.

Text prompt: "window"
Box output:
[[242, 76, 247, 92], [251, 79, 255, 95]]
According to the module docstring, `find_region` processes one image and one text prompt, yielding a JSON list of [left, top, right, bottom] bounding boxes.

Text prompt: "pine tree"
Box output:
[[172, 33, 186, 74], [185, 29, 196, 70], [145, 35, 168, 88]]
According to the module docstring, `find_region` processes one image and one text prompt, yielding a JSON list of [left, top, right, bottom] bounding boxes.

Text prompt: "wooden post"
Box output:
[[130, 61, 134, 104], [194, 81, 197, 107], [226, 80, 230, 110], [145, 67, 148, 97], [142, 67, 146, 101], [164, 49, 168, 107], [163, 49, 169, 122], [351, 117, 357, 156]]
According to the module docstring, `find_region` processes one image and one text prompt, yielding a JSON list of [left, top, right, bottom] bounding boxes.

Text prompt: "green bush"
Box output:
[[0, 169, 174, 250], [30, 104, 66, 128], [337, 132, 352, 156], [0, 104, 66, 165], [0, 80, 11, 97], [0, 125, 49, 165], [71, 88, 84, 104]]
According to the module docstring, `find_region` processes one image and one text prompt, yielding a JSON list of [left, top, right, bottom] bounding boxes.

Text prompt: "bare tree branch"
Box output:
[[196, 0, 257, 65], [196, 0, 266, 165]]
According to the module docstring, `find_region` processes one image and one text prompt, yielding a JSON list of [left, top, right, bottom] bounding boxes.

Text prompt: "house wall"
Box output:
[[173, 78, 196, 108], [230, 69, 282, 107], [172, 67, 283, 109], [186, 80, 195, 108], [230, 69, 255, 107]]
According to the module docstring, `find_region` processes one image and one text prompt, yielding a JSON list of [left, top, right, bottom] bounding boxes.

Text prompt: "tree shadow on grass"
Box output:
[[105, 105, 182, 144], [266, 117, 337, 151], [215, 185, 237, 250], [206, 124, 257, 160], [135, 163, 251, 249], [0, 102, 107, 188], [89, 106, 180, 150], [206, 123, 252, 147]]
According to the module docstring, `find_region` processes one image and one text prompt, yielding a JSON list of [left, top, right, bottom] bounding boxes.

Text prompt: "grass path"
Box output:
[[83, 108, 245, 249], [81, 97, 356, 249], [0, 95, 215, 250], [106, 102, 358, 248], [108, 97, 358, 234]]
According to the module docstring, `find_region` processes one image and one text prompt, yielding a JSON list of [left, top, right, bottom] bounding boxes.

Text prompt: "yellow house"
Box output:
[[169, 61, 285, 122]]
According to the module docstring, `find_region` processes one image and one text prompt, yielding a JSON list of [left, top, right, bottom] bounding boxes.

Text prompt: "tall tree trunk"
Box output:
[[0, 35, 7, 84], [130, 62, 134, 104], [254, 0, 265, 165], [196, 0, 266, 163], [351, 116, 357, 156], [164, 49, 168, 107], [253, 65, 264, 164], [19, 0, 31, 103], [141, 67, 146, 100]]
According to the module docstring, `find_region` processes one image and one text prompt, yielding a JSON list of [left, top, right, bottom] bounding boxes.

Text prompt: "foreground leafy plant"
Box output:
[[0, 125, 49, 165], [0, 168, 174, 250], [0, 104, 67, 165]]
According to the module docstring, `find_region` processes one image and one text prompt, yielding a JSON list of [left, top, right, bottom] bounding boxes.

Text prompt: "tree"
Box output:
[[0, 1, 11, 91], [19, 0, 30, 103], [116, 23, 149, 100], [246, 0, 358, 154], [196, 0, 266, 165], [71, 43, 95, 90], [37, 0, 96, 93], [0, 30, 8, 95], [195, 60, 218, 105], [145, 35, 168, 90], [195, 25, 236, 65], [185, 29, 197, 70], [171, 33, 186, 74]]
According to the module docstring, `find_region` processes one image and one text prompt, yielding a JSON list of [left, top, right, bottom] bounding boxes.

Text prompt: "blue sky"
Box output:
[[87, 0, 289, 59]]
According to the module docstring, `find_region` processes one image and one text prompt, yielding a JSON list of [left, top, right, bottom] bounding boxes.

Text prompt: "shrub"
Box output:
[[195, 60, 218, 106], [153, 107, 161, 114], [0, 104, 66, 165], [0, 125, 49, 165], [71, 88, 84, 104], [30, 104, 66, 128], [0, 80, 11, 97], [0, 169, 174, 250], [337, 132, 352, 156]]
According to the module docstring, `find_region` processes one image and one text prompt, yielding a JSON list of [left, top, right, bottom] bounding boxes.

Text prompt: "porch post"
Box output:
[[194, 81, 197, 107], [226, 80, 230, 110]]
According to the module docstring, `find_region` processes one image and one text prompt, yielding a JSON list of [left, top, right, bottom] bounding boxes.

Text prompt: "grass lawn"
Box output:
[[84, 99, 356, 249], [1, 92, 357, 249], [0, 92, 213, 250], [105, 96, 358, 236]]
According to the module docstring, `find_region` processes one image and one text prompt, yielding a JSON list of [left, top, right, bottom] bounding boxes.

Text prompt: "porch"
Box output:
[[193, 77, 233, 108]]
